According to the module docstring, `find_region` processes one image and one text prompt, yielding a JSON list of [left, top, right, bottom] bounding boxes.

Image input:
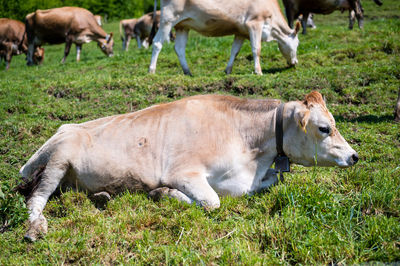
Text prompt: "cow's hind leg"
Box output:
[[174, 28, 192, 76], [61, 36, 73, 63], [25, 160, 68, 241], [225, 35, 244, 74]]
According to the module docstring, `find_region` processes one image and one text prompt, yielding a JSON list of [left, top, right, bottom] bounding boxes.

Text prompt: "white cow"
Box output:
[[18, 91, 358, 241], [148, 0, 301, 75]]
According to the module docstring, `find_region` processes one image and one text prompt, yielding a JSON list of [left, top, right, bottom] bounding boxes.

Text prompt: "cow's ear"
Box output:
[[295, 108, 310, 133], [107, 32, 113, 43], [294, 21, 301, 35]]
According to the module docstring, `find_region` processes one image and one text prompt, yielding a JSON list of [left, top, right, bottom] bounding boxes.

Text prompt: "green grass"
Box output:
[[1, 0, 399, 264]]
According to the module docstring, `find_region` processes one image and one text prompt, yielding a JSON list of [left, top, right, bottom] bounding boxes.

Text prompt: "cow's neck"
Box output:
[[232, 101, 281, 154], [90, 26, 108, 42]]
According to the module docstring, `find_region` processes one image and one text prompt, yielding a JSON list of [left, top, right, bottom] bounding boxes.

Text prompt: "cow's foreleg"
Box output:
[[25, 161, 68, 241], [149, 187, 193, 204], [26, 43, 35, 66], [349, 10, 356, 30], [4, 43, 13, 70], [174, 29, 192, 76], [254, 169, 279, 193], [76, 44, 82, 62], [301, 13, 309, 35], [135, 35, 141, 49], [61, 38, 73, 64], [225, 36, 244, 75], [349, 0, 364, 29], [149, 21, 174, 74], [248, 22, 263, 75], [166, 172, 220, 210]]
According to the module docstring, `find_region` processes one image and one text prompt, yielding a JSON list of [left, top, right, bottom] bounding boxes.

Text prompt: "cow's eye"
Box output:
[[319, 127, 330, 134]]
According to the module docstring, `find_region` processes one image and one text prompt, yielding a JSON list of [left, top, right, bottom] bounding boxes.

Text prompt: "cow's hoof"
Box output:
[[24, 217, 48, 242], [90, 191, 111, 209], [183, 70, 193, 76], [149, 187, 170, 201], [24, 233, 37, 242]]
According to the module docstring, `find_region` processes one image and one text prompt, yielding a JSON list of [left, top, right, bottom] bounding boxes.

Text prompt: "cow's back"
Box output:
[[0, 18, 25, 43], [27, 7, 98, 44]]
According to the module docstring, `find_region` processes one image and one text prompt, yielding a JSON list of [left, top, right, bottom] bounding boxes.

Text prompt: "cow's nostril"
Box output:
[[351, 153, 359, 164]]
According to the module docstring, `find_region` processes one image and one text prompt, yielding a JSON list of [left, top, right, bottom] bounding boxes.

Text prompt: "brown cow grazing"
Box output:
[[25, 7, 114, 65], [18, 91, 358, 241], [149, 0, 300, 76], [283, 0, 383, 35], [0, 18, 44, 70]]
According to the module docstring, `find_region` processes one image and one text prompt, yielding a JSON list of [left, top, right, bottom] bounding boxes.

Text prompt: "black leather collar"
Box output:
[[274, 103, 290, 182], [275, 103, 286, 157]]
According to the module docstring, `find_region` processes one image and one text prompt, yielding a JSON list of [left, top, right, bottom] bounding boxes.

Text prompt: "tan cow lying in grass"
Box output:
[[18, 91, 358, 241]]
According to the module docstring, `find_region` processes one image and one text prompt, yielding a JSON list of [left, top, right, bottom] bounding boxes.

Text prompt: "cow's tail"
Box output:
[[148, 0, 158, 46], [16, 135, 57, 200]]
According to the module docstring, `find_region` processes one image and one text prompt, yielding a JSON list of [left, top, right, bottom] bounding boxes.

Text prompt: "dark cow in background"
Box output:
[[25, 7, 114, 65], [120, 11, 174, 51], [283, 0, 383, 34], [0, 18, 44, 70]]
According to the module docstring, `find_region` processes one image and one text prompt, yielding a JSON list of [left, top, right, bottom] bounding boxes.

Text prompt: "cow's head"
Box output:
[[98, 33, 114, 57], [283, 91, 358, 167], [33, 47, 45, 65], [277, 21, 300, 66]]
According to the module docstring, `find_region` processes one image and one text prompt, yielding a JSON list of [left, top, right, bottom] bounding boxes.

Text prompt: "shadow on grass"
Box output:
[[335, 114, 394, 123], [262, 66, 293, 74]]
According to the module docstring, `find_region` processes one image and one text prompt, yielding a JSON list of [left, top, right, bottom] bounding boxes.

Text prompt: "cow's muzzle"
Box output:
[[347, 152, 359, 166]]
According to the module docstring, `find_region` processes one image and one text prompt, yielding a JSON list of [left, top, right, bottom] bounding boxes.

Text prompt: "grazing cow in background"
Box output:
[[120, 11, 174, 51], [282, 0, 383, 34], [148, 0, 301, 75], [25, 7, 114, 65], [0, 18, 44, 70], [94, 15, 102, 26], [17, 91, 358, 241], [120, 18, 138, 51]]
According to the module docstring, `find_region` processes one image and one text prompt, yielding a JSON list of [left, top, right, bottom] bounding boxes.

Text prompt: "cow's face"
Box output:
[[278, 22, 300, 66], [33, 47, 45, 65], [284, 91, 358, 168], [98, 33, 114, 57]]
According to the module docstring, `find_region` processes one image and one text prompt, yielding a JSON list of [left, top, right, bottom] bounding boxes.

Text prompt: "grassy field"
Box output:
[[1, 0, 399, 264]]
